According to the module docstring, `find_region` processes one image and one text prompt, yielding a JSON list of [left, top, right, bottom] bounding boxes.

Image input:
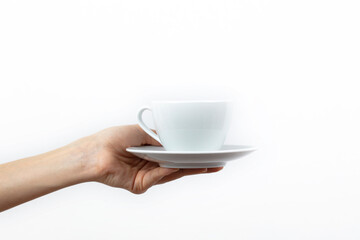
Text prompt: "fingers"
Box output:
[[204, 167, 223, 173], [156, 167, 223, 185], [141, 167, 179, 191], [156, 168, 205, 184], [135, 166, 224, 193]]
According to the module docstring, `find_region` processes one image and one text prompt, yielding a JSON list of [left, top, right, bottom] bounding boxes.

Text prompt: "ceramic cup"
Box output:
[[137, 100, 232, 151]]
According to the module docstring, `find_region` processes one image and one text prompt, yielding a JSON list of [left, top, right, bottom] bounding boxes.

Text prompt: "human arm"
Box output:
[[0, 125, 222, 212]]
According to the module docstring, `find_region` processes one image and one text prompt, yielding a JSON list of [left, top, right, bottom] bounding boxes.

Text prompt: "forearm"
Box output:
[[0, 137, 97, 212]]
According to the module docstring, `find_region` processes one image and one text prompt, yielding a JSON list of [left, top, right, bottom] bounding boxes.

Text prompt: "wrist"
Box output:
[[66, 135, 102, 183], [47, 135, 102, 186]]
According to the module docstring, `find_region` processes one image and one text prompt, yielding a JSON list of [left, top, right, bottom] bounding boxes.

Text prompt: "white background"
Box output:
[[0, 0, 359, 239]]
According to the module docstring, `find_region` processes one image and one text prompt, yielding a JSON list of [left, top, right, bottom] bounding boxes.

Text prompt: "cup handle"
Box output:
[[137, 106, 161, 143]]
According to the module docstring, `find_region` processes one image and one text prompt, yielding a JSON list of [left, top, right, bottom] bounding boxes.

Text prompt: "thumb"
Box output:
[[137, 125, 162, 146]]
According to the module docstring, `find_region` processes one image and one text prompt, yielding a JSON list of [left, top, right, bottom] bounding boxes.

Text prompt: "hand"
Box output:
[[86, 125, 223, 194]]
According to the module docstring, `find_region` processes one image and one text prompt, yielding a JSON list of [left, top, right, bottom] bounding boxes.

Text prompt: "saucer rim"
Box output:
[[152, 100, 231, 104], [126, 145, 257, 155]]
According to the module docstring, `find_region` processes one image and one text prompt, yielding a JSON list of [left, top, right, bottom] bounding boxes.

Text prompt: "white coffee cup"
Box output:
[[137, 100, 232, 151]]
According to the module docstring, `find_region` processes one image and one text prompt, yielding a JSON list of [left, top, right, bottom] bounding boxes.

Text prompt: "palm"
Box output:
[[94, 125, 222, 194]]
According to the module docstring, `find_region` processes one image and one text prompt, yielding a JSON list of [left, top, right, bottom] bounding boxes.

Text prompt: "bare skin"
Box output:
[[0, 125, 222, 212]]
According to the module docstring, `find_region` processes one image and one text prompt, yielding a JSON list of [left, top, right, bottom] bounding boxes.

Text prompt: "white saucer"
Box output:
[[126, 145, 256, 168]]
